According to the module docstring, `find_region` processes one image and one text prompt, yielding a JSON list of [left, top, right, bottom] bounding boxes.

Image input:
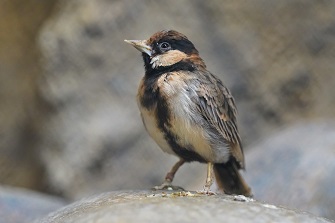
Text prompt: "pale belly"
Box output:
[[139, 107, 176, 155], [139, 104, 230, 163]]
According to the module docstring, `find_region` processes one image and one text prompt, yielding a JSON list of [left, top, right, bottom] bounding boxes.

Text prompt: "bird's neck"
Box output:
[[142, 53, 206, 78]]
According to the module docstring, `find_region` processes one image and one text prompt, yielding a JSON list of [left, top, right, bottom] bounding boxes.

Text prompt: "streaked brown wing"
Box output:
[[193, 71, 245, 168]]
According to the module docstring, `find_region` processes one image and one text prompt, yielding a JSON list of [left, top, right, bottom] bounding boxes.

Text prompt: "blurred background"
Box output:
[[1, 0, 335, 221]]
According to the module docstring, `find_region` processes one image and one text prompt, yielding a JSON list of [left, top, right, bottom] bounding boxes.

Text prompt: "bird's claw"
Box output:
[[196, 186, 216, 195], [196, 190, 216, 195], [152, 183, 185, 191]]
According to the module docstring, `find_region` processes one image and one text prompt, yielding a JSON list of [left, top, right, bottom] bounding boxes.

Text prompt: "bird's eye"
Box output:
[[159, 42, 171, 51]]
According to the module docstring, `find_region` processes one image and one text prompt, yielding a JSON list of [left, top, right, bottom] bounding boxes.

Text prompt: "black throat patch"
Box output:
[[142, 53, 195, 78]]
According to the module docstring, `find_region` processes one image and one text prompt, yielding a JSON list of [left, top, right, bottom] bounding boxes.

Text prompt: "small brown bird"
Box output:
[[125, 30, 251, 196]]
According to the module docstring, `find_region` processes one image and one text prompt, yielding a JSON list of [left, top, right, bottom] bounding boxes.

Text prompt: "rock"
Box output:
[[1, 0, 335, 204], [36, 0, 335, 200], [0, 0, 57, 191], [0, 186, 67, 223], [245, 121, 335, 220], [36, 190, 331, 223], [37, 0, 208, 198]]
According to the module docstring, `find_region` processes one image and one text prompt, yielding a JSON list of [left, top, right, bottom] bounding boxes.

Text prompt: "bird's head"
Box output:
[[125, 30, 205, 74]]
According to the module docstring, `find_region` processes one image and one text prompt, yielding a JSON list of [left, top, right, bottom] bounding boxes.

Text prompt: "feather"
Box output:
[[192, 70, 245, 168]]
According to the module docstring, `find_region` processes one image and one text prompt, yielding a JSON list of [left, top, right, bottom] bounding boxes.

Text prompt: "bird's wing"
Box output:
[[191, 71, 245, 168]]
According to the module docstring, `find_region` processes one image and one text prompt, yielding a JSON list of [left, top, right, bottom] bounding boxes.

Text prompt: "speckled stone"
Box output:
[[0, 186, 67, 223], [245, 121, 335, 220], [36, 190, 332, 223]]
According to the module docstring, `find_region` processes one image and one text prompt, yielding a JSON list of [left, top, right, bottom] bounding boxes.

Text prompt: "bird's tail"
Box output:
[[213, 161, 252, 197]]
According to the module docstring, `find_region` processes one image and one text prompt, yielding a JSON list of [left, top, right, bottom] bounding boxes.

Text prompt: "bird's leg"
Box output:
[[165, 159, 185, 182], [204, 162, 214, 191], [153, 159, 185, 190], [198, 162, 215, 195]]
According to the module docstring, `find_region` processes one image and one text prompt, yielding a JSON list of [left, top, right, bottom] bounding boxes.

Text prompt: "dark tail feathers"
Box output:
[[214, 161, 252, 197]]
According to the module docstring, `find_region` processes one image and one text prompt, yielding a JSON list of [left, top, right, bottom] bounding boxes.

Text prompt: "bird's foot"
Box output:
[[196, 163, 216, 195], [152, 181, 185, 191], [196, 185, 216, 195], [196, 190, 216, 195]]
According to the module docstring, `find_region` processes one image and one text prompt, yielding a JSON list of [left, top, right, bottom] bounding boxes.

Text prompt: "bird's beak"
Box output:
[[124, 40, 152, 56]]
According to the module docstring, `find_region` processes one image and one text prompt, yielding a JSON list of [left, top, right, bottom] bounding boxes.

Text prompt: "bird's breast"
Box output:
[[138, 105, 176, 155], [138, 72, 229, 163]]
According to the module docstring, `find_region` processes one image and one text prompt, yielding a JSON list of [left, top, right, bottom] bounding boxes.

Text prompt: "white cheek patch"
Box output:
[[150, 50, 187, 69], [150, 55, 162, 68]]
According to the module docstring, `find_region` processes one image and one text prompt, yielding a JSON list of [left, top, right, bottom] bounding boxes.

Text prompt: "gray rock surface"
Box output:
[[36, 0, 335, 200], [1, 1, 335, 217], [245, 121, 335, 220], [37, 190, 332, 223], [0, 186, 67, 223], [0, 0, 57, 192]]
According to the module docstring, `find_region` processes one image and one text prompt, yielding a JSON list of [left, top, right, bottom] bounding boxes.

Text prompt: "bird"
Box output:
[[124, 30, 252, 196]]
